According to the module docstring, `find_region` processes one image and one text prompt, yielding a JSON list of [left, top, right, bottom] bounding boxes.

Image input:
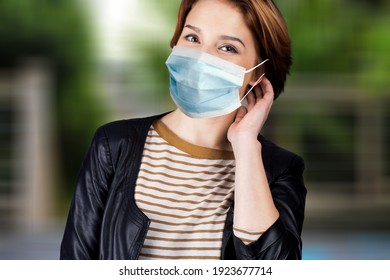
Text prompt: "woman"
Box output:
[[60, 0, 306, 260]]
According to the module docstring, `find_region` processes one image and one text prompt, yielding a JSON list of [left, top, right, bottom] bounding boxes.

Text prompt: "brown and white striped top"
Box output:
[[134, 119, 261, 260]]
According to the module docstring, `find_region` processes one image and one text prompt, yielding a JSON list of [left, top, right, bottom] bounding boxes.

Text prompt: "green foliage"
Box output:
[[278, 0, 358, 72], [359, 16, 390, 94], [277, 0, 390, 94], [128, 0, 179, 100]]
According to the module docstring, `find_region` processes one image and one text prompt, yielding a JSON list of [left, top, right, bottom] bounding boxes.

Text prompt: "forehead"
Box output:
[[185, 0, 251, 37]]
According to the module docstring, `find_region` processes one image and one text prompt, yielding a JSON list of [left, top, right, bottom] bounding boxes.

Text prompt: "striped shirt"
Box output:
[[134, 119, 261, 260]]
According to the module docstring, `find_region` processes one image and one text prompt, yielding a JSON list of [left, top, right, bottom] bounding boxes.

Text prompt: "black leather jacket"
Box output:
[[60, 113, 306, 260]]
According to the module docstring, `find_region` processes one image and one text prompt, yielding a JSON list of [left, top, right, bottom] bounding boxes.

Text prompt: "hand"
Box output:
[[227, 77, 274, 145]]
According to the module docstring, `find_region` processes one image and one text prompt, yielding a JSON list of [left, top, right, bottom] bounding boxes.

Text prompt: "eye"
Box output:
[[184, 34, 200, 43], [219, 45, 238, 54]]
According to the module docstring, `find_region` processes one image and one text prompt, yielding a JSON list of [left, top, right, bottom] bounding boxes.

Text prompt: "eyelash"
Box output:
[[183, 34, 239, 54], [184, 34, 200, 43], [219, 45, 238, 54]]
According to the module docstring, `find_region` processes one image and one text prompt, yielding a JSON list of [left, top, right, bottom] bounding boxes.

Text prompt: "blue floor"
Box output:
[[1, 227, 389, 260], [302, 230, 390, 260]]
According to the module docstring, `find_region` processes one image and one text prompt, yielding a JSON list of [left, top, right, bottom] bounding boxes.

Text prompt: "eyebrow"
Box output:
[[184, 24, 246, 47], [219, 35, 246, 47]]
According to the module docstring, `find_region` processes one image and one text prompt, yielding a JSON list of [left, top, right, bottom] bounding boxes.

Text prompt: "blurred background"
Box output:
[[0, 0, 389, 259]]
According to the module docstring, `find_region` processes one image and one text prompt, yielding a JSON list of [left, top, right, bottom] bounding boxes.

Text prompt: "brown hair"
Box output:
[[170, 0, 292, 99]]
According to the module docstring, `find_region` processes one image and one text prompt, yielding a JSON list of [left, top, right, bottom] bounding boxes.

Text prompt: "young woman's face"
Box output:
[[176, 0, 259, 96]]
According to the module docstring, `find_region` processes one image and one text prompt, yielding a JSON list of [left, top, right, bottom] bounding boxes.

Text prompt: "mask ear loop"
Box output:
[[240, 72, 266, 103], [244, 58, 269, 73]]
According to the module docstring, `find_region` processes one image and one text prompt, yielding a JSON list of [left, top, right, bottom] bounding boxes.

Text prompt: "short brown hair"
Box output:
[[170, 0, 292, 99]]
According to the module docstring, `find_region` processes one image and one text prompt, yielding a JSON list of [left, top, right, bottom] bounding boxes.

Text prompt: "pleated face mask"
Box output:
[[166, 46, 268, 118]]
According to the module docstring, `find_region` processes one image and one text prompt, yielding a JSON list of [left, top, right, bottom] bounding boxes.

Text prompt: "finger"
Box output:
[[246, 90, 256, 111], [259, 77, 274, 104], [251, 73, 265, 100], [249, 78, 275, 123], [234, 106, 247, 123], [253, 83, 263, 101]]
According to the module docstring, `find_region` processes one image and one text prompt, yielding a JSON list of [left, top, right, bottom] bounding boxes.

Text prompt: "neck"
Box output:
[[161, 109, 235, 151]]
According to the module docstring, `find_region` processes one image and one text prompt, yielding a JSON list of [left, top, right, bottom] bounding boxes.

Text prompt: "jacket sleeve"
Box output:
[[232, 154, 306, 260], [60, 126, 113, 260]]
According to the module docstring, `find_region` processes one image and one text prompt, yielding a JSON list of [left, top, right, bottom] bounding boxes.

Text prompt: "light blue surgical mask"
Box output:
[[166, 46, 268, 118]]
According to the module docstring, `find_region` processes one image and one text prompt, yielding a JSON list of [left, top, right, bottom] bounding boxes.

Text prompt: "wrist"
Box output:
[[231, 136, 262, 155]]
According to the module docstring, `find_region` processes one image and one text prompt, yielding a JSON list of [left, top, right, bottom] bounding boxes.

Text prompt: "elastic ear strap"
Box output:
[[245, 59, 269, 73], [240, 73, 266, 102]]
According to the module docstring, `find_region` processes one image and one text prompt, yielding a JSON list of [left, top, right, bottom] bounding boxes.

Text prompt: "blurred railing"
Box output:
[[269, 74, 390, 230], [0, 60, 56, 233]]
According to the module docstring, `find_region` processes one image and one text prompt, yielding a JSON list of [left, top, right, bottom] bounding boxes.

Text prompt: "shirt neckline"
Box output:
[[153, 119, 235, 160]]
